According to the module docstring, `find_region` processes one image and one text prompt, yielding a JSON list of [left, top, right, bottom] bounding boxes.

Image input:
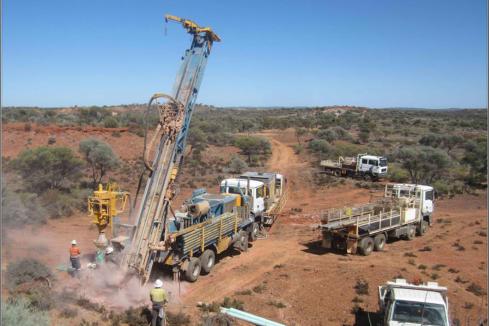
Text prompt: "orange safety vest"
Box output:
[[70, 246, 81, 257]]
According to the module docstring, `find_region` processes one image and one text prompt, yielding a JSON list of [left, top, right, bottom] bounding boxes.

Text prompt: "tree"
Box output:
[[463, 139, 487, 185], [234, 136, 271, 163], [419, 134, 443, 148], [396, 146, 450, 184], [228, 156, 248, 174], [442, 135, 464, 154], [295, 127, 307, 145], [79, 138, 120, 186], [308, 139, 333, 157], [188, 127, 208, 157], [14, 147, 83, 193]]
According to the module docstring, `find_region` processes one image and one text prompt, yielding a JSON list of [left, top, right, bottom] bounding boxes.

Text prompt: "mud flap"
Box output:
[[322, 232, 332, 249], [180, 259, 189, 272], [346, 237, 358, 254]]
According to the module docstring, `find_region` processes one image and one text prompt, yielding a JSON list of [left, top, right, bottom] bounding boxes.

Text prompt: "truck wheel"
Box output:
[[249, 222, 259, 242], [416, 221, 428, 236], [200, 249, 216, 274], [334, 170, 341, 177], [239, 231, 249, 252], [373, 234, 386, 251], [358, 237, 374, 256], [363, 174, 372, 181], [331, 238, 338, 251], [406, 226, 416, 240], [185, 257, 201, 282]]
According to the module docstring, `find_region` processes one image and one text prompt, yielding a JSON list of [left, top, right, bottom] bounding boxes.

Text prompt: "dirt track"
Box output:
[[171, 130, 488, 325], [2, 126, 487, 325]]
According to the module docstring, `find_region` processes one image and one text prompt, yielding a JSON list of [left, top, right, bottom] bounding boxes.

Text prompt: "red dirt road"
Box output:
[[2, 126, 487, 325]]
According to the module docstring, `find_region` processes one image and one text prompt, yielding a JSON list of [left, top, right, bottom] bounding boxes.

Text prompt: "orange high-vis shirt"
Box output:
[[70, 247, 81, 257]]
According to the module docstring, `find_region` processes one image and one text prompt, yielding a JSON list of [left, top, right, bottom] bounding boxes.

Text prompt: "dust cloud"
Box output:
[[73, 262, 187, 310]]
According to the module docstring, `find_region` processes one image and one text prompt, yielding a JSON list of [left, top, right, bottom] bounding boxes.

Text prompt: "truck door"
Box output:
[[253, 187, 265, 215], [368, 159, 379, 174], [423, 190, 434, 216], [359, 158, 369, 172]]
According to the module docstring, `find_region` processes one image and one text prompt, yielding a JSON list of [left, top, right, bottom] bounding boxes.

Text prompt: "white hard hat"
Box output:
[[71, 240, 77, 245], [105, 246, 114, 254], [154, 279, 163, 288]]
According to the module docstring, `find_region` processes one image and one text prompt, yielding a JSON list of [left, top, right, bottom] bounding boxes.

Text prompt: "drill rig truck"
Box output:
[[89, 14, 222, 284], [88, 15, 286, 283]]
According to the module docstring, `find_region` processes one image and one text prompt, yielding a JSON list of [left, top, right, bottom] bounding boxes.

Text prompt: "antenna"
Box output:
[[420, 289, 429, 326]]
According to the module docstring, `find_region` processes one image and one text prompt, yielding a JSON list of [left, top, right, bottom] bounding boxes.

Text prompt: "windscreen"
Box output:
[[392, 300, 447, 326], [379, 158, 388, 167]]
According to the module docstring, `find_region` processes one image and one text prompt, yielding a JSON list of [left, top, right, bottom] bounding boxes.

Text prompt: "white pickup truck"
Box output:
[[379, 279, 449, 326]]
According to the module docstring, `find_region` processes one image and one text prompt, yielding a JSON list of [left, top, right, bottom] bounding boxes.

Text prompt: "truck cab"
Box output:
[[379, 279, 449, 326], [220, 178, 266, 217], [358, 154, 388, 178], [391, 184, 435, 225]]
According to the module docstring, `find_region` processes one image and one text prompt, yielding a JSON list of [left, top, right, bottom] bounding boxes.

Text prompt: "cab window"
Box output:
[[362, 158, 368, 164], [226, 186, 248, 196], [256, 186, 265, 198], [425, 190, 434, 201], [368, 159, 378, 166]]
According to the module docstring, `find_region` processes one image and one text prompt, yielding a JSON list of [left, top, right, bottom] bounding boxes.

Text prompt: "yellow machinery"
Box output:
[[88, 183, 129, 249], [164, 14, 221, 43]]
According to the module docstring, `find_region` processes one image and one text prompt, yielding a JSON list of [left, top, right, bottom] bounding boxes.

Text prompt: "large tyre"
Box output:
[[334, 170, 341, 177], [331, 237, 339, 251], [239, 231, 249, 252], [200, 249, 216, 274], [363, 174, 372, 181], [416, 221, 428, 236], [249, 222, 259, 242], [185, 257, 201, 282], [373, 234, 386, 251], [358, 237, 374, 256], [406, 225, 416, 240]]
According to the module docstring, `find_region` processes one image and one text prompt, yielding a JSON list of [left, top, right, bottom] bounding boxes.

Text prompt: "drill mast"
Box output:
[[121, 15, 220, 283]]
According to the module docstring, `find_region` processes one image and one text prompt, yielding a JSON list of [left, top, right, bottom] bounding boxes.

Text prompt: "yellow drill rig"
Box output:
[[88, 183, 129, 250]]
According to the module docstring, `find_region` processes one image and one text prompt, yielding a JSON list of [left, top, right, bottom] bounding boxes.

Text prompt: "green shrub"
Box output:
[[1, 298, 50, 326], [2, 182, 48, 227], [79, 138, 120, 186], [13, 147, 83, 193], [103, 116, 119, 128], [228, 156, 248, 174], [388, 164, 410, 183], [308, 139, 332, 156], [166, 311, 191, 325], [354, 279, 369, 295], [6, 258, 53, 290]]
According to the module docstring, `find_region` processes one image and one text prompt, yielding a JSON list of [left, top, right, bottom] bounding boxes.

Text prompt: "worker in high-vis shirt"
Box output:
[[69, 240, 81, 272], [150, 279, 167, 326]]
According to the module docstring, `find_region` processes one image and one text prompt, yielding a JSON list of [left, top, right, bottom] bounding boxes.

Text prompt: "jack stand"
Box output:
[[172, 266, 181, 296]]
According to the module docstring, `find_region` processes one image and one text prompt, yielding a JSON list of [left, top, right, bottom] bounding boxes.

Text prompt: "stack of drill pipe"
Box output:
[[180, 212, 236, 254]]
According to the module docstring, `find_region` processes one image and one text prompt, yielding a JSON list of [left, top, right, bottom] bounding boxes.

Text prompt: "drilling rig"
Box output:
[[91, 14, 221, 284]]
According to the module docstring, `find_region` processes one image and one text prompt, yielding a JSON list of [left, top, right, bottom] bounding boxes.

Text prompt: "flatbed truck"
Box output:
[[320, 153, 388, 181], [320, 183, 434, 255]]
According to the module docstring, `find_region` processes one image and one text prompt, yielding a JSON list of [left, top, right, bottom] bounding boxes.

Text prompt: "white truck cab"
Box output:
[[379, 279, 449, 326], [391, 184, 435, 224], [358, 154, 388, 177], [220, 178, 265, 216]]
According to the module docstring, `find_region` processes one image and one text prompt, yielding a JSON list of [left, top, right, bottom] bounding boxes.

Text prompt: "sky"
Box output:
[[2, 0, 487, 108]]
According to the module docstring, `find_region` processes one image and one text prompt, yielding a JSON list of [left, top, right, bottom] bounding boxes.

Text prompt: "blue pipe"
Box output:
[[220, 307, 286, 326]]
